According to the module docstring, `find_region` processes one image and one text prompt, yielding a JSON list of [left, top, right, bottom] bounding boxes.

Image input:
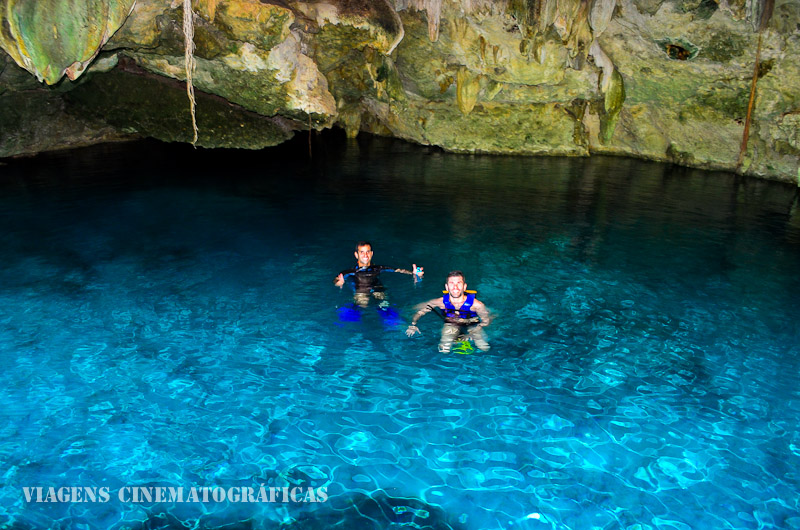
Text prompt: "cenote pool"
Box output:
[[1, 134, 799, 530]]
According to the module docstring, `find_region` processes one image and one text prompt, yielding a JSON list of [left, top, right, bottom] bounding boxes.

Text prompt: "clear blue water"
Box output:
[[1, 135, 800, 530]]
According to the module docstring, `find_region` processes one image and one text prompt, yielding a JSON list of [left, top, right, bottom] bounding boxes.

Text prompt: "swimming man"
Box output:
[[334, 241, 423, 307], [406, 270, 492, 352]]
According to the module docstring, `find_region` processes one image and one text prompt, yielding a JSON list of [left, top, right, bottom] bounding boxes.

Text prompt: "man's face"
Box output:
[[445, 276, 466, 298], [355, 245, 373, 266]]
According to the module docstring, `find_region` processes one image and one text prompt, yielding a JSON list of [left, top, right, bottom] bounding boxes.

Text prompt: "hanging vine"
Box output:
[[737, 0, 774, 171], [183, 0, 199, 146]]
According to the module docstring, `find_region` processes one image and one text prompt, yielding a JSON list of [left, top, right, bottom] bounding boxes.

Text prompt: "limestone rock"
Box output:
[[0, 0, 798, 182], [0, 0, 135, 84]]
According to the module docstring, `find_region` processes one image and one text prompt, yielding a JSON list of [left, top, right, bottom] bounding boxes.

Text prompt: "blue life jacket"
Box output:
[[442, 292, 479, 321]]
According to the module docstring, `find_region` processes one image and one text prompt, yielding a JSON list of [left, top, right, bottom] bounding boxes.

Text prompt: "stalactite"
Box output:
[[556, 0, 592, 69], [396, 0, 566, 41], [538, 0, 558, 34], [747, 0, 775, 31], [589, 40, 612, 93], [588, 0, 618, 87], [456, 66, 480, 115], [0, 0, 135, 85], [589, 40, 625, 143], [399, 0, 442, 42], [507, 0, 538, 28], [461, 0, 508, 15], [426, 0, 442, 41], [589, 0, 615, 37], [505, 0, 556, 64], [399, 0, 505, 16], [600, 68, 625, 142], [531, 0, 558, 63], [384, 0, 405, 54], [554, 0, 577, 39], [183, 0, 199, 146]]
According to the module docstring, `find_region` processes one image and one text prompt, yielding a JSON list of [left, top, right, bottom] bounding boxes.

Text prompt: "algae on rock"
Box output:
[[0, 0, 135, 84], [64, 65, 294, 149], [0, 0, 798, 183]]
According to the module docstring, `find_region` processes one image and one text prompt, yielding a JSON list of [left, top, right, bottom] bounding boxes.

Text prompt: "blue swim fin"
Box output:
[[338, 304, 362, 322], [377, 306, 402, 328]]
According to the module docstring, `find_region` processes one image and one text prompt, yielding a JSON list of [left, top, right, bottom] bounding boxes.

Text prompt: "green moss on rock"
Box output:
[[374, 54, 406, 102], [64, 65, 294, 148], [701, 32, 748, 62], [312, 24, 386, 105], [600, 68, 625, 143], [456, 66, 481, 115], [363, 99, 585, 156], [771, 1, 800, 35], [0, 0, 135, 84], [393, 12, 452, 101], [323, 48, 374, 102], [314, 23, 377, 71], [0, 82, 127, 157], [145, 12, 237, 59], [212, 2, 291, 52], [694, 85, 749, 120], [633, 0, 666, 16], [677, 0, 718, 19], [666, 142, 696, 165], [129, 51, 293, 119]]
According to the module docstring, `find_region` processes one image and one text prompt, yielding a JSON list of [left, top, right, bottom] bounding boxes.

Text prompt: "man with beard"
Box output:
[[406, 270, 492, 352], [334, 241, 423, 308]]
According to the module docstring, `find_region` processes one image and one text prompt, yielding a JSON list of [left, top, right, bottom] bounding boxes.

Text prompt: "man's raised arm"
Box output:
[[391, 264, 424, 280]]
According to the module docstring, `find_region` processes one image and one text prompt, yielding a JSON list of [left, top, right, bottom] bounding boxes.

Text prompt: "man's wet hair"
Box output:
[[356, 241, 372, 251], [447, 270, 466, 282]]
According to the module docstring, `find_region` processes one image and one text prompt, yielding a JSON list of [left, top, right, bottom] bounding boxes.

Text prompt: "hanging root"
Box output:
[[183, 0, 199, 146], [737, 1, 773, 172], [737, 31, 762, 172]]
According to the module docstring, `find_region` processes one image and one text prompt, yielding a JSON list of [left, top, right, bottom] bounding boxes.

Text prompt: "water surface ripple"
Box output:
[[1, 137, 799, 530]]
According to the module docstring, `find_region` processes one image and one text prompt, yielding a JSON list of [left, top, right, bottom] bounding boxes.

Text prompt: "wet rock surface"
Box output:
[[0, 0, 798, 181]]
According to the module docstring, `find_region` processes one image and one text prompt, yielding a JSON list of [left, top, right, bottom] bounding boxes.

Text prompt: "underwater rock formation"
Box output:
[[0, 0, 798, 182]]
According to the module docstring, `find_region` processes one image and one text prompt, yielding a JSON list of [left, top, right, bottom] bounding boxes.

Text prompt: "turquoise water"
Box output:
[[1, 135, 800, 530]]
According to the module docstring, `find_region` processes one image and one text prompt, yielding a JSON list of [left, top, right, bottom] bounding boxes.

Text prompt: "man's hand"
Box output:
[[334, 273, 345, 287], [406, 324, 420, 337], [412, 264, 424, 280]]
